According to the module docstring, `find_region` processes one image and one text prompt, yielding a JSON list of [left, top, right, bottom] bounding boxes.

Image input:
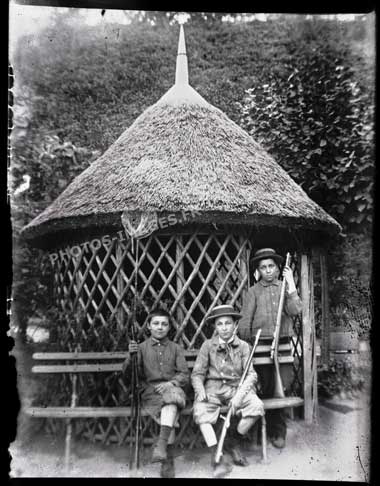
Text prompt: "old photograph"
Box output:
[[8, 2, 373, 481]]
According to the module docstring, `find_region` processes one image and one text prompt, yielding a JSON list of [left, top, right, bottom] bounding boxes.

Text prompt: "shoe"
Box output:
[[225, 432, 249, 466], [213, 458, 233, 478], [151, 440, 168, 462], [229, 445, 249, 466], [160, 456, 175, 478], [271, 437, 285, 449]]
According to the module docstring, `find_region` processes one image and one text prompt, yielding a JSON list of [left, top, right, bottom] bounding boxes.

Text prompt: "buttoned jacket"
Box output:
[[122, 336, 189, 388], [191, 335, 258, 396], [239, 278, 302, 341]]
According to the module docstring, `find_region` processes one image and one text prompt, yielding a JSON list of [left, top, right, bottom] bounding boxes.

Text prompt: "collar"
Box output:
[[150, 336, 170, 346], [218, 336, 235, 346], [259, 278, 280, 287], [211, 334, 240, 350]]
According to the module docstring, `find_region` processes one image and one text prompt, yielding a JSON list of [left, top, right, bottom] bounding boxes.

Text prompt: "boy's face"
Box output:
[[214, 315, 236, 342], [257, 258, 279, 283], [148, 315, 170, 340]]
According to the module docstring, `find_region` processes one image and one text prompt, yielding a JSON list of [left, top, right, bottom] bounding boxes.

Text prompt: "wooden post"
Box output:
[[64, 374, 78, 472], [239, 235, 250, 301], [310, 251, 318, 421], [116, 241, 125, 333], [261, 415, 268, 464], [300, 253, 318, 423], [176, 235, 185, 348], [320, 252, 330, 367]]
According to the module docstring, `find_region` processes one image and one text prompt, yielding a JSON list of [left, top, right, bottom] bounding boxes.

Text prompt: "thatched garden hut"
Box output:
[[22, 25, 341, 445]]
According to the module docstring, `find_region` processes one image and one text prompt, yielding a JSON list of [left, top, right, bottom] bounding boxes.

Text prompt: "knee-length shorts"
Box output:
[[140, 383, 187, 426], [142, 383, 187, 411], [193, 380, 264, 425]]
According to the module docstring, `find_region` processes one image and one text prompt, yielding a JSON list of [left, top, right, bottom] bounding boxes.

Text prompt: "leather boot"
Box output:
[[210, 445, 232, 478], [151, 438, 168, 463], [213, 457, 233, 478], [226, 430, 249, 466], [271, 436, 286, 449], [160, 445, 175, 478]]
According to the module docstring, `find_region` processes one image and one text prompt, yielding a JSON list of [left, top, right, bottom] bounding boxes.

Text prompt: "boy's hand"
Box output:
[[283, 266, 296, 293], [196, 388, 208, 402], [154, 382, 174, 394], [128, 341, 139, 354]]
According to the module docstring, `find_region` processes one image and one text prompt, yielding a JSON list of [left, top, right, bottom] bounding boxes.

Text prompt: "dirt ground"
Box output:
[[8, 341, 372, 481]]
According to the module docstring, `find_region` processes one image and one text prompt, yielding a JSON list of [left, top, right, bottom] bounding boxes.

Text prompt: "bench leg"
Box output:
[[288, 407, 294, 420], [251, 421, 258, 448], [261, 415, 268, 464], [64, 419, 72, 473]]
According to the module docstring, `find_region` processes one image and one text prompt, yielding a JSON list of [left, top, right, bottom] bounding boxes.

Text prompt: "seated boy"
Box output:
[[123, 308, 189, 476], [191, 304, 264, 478]]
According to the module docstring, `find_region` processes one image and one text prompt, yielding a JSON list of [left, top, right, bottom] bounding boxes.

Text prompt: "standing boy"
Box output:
[[123, 308, 189, 477], [191, 304, 264, 478], [239, 248, 302, 449]]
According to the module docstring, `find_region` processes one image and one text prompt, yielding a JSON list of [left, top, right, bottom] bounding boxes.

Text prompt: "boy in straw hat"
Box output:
[[191, 304, 264, 478], [123, 308, 189, 477], [239, 248, 302, 449]]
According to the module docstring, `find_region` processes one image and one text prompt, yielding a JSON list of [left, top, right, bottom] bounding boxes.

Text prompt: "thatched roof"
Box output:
[[22, 25, 341, 242]]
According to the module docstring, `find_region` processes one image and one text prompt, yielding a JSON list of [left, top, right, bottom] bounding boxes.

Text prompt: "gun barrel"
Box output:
[[271, 252, 291, 397]]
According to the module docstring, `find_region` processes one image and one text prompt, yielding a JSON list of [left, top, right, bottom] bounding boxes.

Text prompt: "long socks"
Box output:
[[158, 424, 172, 446]]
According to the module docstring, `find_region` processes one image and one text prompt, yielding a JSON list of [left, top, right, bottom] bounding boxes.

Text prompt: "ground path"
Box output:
[[9, 340, 371, 481], [10, 393, 370, 481]]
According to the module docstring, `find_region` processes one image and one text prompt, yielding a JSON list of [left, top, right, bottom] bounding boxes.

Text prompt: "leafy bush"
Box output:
[[318, 357, 365, 398], [238, 34, 374, 232]]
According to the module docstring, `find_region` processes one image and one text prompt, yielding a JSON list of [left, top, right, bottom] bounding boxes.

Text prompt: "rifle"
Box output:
[[128, 242, 142, 476], [121, 211, 158, 477], [215, 328, 262, 464], [270, 252, 291, 399]]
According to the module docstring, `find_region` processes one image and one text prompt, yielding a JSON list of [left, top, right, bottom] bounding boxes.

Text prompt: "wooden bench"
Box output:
[[25, 340, 303, 470]]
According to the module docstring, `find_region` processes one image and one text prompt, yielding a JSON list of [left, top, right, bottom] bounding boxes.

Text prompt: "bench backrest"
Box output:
[[32, 339, 294, 374]]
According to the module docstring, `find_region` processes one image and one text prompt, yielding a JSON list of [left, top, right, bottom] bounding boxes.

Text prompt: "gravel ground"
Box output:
[[9, 393, 370, 481], [9, 341, 371, 481]]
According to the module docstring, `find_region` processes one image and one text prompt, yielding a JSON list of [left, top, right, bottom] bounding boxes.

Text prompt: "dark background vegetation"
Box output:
[[10, 10, 374, 342]]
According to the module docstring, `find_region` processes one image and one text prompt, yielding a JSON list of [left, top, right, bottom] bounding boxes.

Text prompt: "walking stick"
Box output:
[[122, 211, 158, 477], [270, 252, 291, 399], [215, 329, 262, 464]]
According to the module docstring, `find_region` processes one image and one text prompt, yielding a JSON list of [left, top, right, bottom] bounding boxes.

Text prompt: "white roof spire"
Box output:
[[175, 20, 189, 85], [156, 14, 209, 107]]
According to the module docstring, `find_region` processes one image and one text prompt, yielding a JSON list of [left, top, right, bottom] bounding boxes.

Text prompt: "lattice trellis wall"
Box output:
[[42, 229, 253, 444], [39, 229, 315, 444], [53, 230, 251, 349]]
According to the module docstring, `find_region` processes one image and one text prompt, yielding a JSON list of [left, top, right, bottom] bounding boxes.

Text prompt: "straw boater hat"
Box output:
[[251, 248, 284, 269], [206, 304, 242, 322]]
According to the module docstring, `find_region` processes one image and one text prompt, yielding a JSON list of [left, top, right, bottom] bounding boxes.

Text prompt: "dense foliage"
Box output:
[[238, 28, 374, 230], [10, 11, 374, 339], [318, 357, 365, 399]]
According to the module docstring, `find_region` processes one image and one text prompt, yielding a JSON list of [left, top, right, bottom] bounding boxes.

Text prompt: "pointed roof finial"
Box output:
[[175, 13, 190, 86]]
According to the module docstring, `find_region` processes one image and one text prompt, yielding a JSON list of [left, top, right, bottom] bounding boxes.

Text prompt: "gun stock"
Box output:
[[271, 252, 291, 398], [214, 329, 262, 464], [214, 408, 233, 464]]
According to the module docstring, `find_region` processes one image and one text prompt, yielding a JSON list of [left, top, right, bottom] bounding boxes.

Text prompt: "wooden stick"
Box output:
[[301, 254, 313, 423], [64, 374, 77, 473], [320, 252, 330, 367]]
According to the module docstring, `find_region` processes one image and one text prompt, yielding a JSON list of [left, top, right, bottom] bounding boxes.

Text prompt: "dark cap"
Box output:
[[251, 248, 284, 270]]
